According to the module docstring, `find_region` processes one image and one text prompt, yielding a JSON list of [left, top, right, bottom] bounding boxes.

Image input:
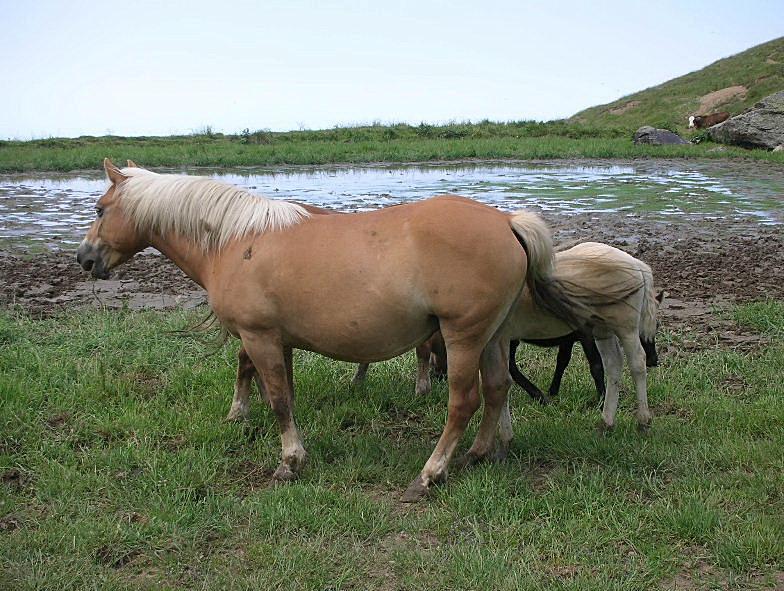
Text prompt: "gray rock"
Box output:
[[633, 126, 690, 145], [708, 91, 784, 149]]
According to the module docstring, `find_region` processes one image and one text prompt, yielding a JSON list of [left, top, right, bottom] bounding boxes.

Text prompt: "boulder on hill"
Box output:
[[633, 126, 690, 145], [708, 91, 784, 149]]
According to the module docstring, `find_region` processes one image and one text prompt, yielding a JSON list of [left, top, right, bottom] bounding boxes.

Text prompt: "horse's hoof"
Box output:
[[400, 475, 430, 503], [637, 421, 652, 434], [224, 411, 247, 423], [596, 421, 615, 436], [454, 451, 491, 469], [415, 383, 431, 397], [538, 394, 553, 406], [494, 446, 509, 463], [272, 463, 298, 482]]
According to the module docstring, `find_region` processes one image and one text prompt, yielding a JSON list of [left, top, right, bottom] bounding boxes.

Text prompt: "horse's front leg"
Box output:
[[240, 332, 306, 481], [415, 341, 433, 396], [351, 363, 370, 386], [595, 336, 623, 432], [226, 347, 257, 422]]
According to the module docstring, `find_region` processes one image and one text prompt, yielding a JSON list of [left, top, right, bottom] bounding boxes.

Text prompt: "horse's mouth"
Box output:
[[92, 266, 112, 280], [76, 244, 112, 279]]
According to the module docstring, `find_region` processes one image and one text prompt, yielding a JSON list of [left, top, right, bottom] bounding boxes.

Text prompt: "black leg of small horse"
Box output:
[[547, 337, 576, 397], [579, 336, 606, 403], [508, 340, 551, 405]]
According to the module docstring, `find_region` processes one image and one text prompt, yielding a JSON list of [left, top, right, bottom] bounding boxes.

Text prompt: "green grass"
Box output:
[[572, 36, 784, 133], [1, 302, 783, 589], [2, 121, 784, 173]]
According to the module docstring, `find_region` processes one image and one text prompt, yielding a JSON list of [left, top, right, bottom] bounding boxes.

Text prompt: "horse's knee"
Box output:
[[448, 388, 481, 422]]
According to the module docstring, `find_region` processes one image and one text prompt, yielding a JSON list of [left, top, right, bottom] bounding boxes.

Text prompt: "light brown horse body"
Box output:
[[78, 160, 564, 500]]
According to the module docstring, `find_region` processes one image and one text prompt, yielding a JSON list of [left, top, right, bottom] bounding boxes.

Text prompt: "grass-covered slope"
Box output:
[[570, 37, 784, 132]]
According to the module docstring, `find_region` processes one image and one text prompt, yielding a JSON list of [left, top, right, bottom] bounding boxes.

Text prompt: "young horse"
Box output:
[[494, 241, 662, 455], [407, 243, 661, 413], [78, 159, 575, 501]]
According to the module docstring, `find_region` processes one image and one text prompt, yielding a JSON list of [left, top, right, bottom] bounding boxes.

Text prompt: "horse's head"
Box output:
[[76, 158, 149, 278], [687, 116, 696, 129]]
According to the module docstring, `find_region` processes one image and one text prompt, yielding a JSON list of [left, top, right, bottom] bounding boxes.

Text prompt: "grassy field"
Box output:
[[572, 36, 784, 132], [1, 303, 783, 590], [2, 121, 784, 173]]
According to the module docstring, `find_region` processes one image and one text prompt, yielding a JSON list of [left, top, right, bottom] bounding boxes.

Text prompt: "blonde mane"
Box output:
[[115, 168, 310, 251]]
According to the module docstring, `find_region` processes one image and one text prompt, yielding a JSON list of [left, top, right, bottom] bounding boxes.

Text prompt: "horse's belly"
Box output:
[[282, 306, 437, 363]]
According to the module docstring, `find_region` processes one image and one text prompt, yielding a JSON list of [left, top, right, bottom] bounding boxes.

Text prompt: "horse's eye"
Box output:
[[96, 207, 104, 218]]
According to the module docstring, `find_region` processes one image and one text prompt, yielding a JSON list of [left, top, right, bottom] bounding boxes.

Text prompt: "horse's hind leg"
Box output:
[[241, 332, 306, 481], [226, 347, 257, 422], [579, 336, 606, 404], [548, 338, 575, 397], [460, 337, 512, 465], [619, 332, 652, 431], [595, 336, 623, 432], [509, 340, 551, 405], [402, 344, 482, 502]]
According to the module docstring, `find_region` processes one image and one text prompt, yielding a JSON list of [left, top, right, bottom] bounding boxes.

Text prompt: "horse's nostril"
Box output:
[[83, 258, 94, 271]]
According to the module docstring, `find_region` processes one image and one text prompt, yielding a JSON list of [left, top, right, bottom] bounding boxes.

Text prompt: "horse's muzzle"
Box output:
[[76, 242, 111, 279]]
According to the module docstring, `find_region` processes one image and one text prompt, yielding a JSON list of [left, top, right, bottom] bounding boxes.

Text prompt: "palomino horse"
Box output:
[[77, 159, 575, 501]]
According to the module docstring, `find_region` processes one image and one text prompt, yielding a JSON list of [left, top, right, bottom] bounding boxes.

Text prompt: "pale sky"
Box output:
[[1, 0, 781, 139]]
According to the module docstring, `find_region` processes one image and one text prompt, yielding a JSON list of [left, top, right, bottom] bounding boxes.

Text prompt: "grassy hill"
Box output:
[[570, 36, 784, 132]]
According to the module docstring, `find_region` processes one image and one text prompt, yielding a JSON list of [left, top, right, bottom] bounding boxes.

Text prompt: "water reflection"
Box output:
[[0, 160, 781, 251]]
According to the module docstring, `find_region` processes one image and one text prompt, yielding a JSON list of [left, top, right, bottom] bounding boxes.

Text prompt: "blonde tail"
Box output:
[[508, 211, 554, 283], [509, 211, 591, 331]]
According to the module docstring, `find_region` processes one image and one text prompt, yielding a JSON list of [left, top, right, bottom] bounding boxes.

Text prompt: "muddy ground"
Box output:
[[1, 213, 781, 350]]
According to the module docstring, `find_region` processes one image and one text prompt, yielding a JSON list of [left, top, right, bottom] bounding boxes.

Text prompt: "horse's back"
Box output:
[[212, 195, 528, 361], [555, 242, 651, 335]]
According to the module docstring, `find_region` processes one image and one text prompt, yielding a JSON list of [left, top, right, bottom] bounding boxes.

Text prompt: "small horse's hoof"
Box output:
[[415, 383, 432, 397], [538, 393, 553, 406], [494, 445, 510, 463], [272, 463, 298, 482], [400, 475, 430, 503], [224, 412, 247, 423], [637, 421, 652, 434], [596, 421, 615, 436], [453, 452, 482, 470]]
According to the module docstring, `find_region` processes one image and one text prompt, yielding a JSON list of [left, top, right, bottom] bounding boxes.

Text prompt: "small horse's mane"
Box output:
[[115, 168, 310, 251]]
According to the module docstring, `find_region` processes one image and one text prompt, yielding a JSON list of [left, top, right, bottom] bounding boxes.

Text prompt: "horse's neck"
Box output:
[[148, 232, 213, 290]]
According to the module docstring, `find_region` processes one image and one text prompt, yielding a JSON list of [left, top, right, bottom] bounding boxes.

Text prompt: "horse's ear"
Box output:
[[104, 158, 127, 185], [126, 159, 140, 168], [655, 290, 667, 304]]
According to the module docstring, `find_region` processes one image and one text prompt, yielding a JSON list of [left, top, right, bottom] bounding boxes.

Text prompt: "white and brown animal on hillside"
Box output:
[[688, 111, 730, 129]]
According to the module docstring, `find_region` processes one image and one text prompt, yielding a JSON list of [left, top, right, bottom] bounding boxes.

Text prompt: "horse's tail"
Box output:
[[508, 211, 554, 282], [638, 263, 659, 367], [508, 212, 593, 332]]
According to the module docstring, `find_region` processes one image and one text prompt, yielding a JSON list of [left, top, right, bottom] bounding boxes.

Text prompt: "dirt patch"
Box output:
[[608, 100, 640, 115], [2, 214, 782, 350], [697, 86, 747, 114], [0, 250, 205, 316]]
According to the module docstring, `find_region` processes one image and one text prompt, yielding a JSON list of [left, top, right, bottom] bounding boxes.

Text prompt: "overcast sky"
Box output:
[[1, 0, 781, 138]]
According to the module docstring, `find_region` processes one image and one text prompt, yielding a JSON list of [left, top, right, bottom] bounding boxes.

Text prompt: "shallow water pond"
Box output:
[[0, 159, 781, 252]]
